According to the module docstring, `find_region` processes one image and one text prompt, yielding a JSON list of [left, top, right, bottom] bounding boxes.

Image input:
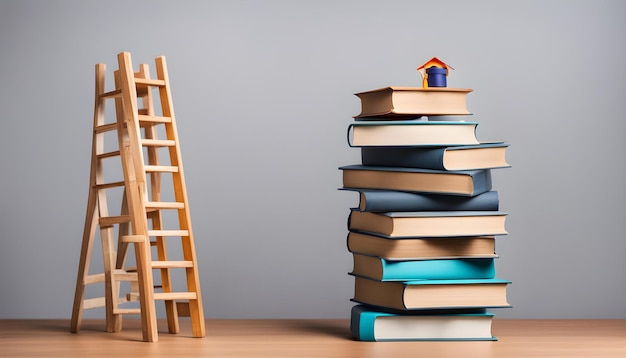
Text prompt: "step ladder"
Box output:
[[70, 52, 205, 342]]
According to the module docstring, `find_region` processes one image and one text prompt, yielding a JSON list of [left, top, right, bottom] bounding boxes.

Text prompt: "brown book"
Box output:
[[354, 86, 472, 119], [353, 276, 511, 310], [347, 231, 497, 260], [348, 210, 508, 238], [340, 165, 492, 197]]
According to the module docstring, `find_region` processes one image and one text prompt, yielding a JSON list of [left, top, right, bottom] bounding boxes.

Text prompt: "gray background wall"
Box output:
[[1, 0, 625, 319]]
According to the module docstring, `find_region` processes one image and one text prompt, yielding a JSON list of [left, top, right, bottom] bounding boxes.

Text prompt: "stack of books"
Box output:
[[340, 75, 512, 341]]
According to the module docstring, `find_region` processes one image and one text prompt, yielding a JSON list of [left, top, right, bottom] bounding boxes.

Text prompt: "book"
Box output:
[[360, 142, 510, 170], [350, 305, 496, 341], [347, 120, 479, 147], [352, 276, 511, 310], [346, 232, 497, 261], [348, 209, 508, 238], [342, 189, 499, 212], [351, 254, 496, 281], [340, 165, 492, 197], [354, 86, 472, 119]]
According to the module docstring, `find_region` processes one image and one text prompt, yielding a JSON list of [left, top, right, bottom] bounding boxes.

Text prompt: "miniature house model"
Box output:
[[417, 57, 454, 88]]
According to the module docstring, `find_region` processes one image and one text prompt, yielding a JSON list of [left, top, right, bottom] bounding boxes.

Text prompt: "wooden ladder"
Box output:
[[70, 52, 205, 342]]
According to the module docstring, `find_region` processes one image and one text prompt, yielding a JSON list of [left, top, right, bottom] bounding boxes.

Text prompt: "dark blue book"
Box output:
[[341, 189, 499, 212], [340, 165, 492, 197], [361, 142, 510, 170], [350, 305, 497, 341]]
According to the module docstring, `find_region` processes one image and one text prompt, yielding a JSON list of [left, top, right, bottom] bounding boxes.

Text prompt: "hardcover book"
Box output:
[[352, 276, 511, 310], [348, 209, 508, 238], [354, 86, 472, 119], [351, 254, 496, 281], [360, 142, 510, 170], [342, 189, 499, 212], [347, 120, 479, 147], [350, 305, 497, 341], [347, 232, 498, 261], [340, 165, 492, 197]]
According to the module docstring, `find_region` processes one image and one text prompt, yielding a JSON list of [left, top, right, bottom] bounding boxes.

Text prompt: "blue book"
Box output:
[[351, 254, 496, 281], [352, 276, 512, 310], [351, 305, 497, 341], [341, 189, 499, 212], [361, 142, 510, 171], [347, 120, 479, 147], [340, 165, 492, 197]]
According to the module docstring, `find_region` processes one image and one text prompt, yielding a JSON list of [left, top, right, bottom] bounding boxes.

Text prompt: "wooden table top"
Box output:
[[1, 318, 625, 357]]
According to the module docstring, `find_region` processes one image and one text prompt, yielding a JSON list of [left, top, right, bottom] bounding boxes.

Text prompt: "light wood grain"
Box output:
[[1, 319, 624, 357]]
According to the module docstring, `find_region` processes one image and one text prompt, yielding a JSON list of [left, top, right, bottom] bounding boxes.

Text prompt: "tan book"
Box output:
[[348, 210, 508, 238], [346, 232, 497, 261], [354, 86, 472, 119], [340, 165, 492, 197], [353, 276, 511, 310]]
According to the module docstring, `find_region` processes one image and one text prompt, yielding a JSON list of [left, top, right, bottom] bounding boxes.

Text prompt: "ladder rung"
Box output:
[[152, 260, 194, 269], [121, 235, 147, 243], [113, 308, 141, 315], [141, 139, 176, 147], [154, 292, 198, 301], [84, 273, 105, 285], [83, 297, 106, 310], [83, 269, 137, 285], [138, 114, 172, 123], [99, 215, 130, 227], [145, 201, 185, 210], [148, 230, 189, 237], [99, 89, 122, 99], [145, 165, 178, 173], [94, 123, 118, 133], [135, 78, 165, 87], [93, 181, 125, 190], [113, 269, 138, 281], [126, 292, 197, 302], [96, 150, 120, 159]]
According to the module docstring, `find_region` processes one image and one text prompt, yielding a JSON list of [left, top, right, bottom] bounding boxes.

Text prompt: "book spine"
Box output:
[[350, 305, 378, 341]]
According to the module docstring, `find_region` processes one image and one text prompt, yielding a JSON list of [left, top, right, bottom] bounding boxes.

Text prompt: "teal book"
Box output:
[[361, 142, 510, 171], [340, 165, 492, 197], [350, 254, 496, 281], [341, 189, 499, 212], [352, 276, 512, 310], [350, 305, 497, 341], [347, 120, 479, 147]]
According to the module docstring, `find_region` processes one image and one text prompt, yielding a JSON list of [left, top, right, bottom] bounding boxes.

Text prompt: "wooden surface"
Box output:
[[1, 319, 625, 357]]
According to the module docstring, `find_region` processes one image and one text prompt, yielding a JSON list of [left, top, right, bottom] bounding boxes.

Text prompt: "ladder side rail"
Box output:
[[71, 63, 108, 333], [155, 56, 206, 338], [136, 63, 180, 334], [116, 52, 158, 342]]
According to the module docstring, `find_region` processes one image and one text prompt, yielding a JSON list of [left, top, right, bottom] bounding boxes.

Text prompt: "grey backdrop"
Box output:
[[1, 0, 625, 319]]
